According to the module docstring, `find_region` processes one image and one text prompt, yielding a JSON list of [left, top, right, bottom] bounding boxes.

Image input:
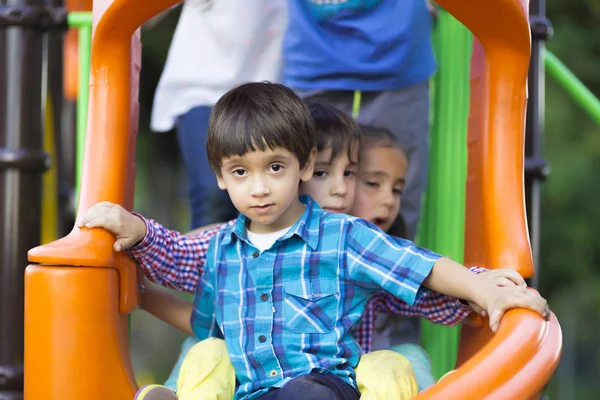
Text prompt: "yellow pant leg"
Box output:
[[177, 337, 236, 400], [355, 350, 419, 400]]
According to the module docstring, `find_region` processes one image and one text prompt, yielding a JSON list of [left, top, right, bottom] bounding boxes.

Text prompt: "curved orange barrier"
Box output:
[[26, 0, 179, 398], [415, 0, 562, 398], [25, 0, 561, 398]]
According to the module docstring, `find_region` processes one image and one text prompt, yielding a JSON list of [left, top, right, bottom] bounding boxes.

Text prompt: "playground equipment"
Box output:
[[12, 0, 600, 396], [23, 0, 562, 398]]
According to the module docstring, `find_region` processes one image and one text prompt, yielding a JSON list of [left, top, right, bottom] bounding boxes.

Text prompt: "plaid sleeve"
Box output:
[[128, 216, 235, 293], [354, 299, 376, 353], [354, 266, 489, 352], [346, 219, 441, 306], [372, 266, 488, 326]]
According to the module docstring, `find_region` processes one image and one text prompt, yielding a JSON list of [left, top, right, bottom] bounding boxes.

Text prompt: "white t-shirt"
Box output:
[[246, 226, 290, 252], [150, 0, 288, 132]]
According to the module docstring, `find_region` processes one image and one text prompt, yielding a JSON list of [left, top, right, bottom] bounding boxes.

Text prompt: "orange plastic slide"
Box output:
[[25, 0, 561, 398]]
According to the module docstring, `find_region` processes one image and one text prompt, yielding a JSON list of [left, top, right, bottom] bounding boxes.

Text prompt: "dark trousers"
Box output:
[[256, 373, 360, 400]]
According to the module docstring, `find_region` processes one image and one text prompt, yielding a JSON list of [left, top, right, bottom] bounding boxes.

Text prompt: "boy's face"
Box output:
[[299, 144, 359, 215], [350, 146, 407, 232], [217, 147, 315, 233]]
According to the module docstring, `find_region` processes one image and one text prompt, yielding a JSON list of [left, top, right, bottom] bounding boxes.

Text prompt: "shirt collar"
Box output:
[[221, 195, 321, 250]]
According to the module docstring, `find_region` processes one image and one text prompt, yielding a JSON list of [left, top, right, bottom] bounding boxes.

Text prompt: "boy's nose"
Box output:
[[330, 176, 347, 196], [381, 190, 396, 207], [250, 177, 270, 197]]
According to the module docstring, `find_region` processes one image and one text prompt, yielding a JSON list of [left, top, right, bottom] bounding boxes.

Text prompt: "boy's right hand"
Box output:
[[77, 201, 147, 252], [468, 268, 527, 317], [480, 285, 550, 333]]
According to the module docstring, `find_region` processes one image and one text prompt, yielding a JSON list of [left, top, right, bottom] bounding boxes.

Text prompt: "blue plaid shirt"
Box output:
[[191, 196, 441, 400]]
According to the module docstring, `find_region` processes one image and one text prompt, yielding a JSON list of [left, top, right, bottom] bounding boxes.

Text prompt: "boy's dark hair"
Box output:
[[207, 82, 316, 175], [358, 124, 403, 153], [307, 103, 361, 163]]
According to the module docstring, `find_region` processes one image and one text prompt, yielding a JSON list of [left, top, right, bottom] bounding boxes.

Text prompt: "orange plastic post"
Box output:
[[26, 0, 180, 399], [24, 266, 136, 399]]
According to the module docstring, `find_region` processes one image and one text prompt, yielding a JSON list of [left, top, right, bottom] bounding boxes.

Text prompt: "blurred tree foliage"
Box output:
[[131, 1, 600, 397], [541, 1, 600, 398]]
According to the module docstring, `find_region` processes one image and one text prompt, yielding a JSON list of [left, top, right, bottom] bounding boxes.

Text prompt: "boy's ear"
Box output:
[[216, 175, 227, 190], [300, 148, 317, 183]]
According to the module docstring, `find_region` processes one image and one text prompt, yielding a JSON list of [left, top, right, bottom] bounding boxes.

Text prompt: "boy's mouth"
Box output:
[[252, 204, 274, 213], [372, 217, 388, 229]]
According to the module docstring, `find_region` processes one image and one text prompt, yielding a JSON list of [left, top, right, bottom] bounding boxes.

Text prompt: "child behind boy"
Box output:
[[79, 83, 549, 400], [351, 124, 434, 392]]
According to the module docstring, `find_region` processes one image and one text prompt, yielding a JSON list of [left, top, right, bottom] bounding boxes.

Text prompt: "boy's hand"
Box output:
[[77, 201, 147, 252], [478, 268, 527, 287], [468, 269, 527, 316], [481, 285, 550, 332]]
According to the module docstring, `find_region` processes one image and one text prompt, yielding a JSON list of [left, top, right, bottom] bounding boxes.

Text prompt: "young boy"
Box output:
[[134, 103, 487, 399], [79, 83, 549, 400]]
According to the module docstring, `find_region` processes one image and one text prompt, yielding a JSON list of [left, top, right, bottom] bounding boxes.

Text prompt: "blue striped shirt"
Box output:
[[191, 196, 441, 400]]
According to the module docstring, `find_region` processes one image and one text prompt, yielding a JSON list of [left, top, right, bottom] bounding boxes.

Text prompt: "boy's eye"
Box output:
[[344, 170, 356, 178], [233, 169, 247, 176], [365, 181, 379, 188], [269, 164, 284, 173], [392, 188, 403, 196], [313, 170, 327, 178]]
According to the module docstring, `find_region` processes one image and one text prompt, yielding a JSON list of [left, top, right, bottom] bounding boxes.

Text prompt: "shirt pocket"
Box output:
[[282, 279, 340, 334]]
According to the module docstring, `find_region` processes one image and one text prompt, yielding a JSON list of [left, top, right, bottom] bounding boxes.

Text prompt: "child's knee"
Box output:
[[177, 338, 235, 400], [184, 337, 228, 366], [356, 350, 418, 400]]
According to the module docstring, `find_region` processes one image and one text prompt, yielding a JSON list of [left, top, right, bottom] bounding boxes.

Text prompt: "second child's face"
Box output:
[[217, 147, 315, 234], [350, 146, 408, 232], [299, 144, 359, 214]]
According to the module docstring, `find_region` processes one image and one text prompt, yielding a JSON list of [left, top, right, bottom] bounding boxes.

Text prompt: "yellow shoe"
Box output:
[[135, 384, 178, 400]]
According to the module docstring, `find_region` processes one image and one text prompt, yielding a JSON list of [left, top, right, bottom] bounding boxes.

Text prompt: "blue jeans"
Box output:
[[176, 106, 237, 229]]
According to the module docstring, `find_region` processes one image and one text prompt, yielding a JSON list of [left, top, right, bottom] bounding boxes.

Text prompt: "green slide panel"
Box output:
[[419, 11, 472, 380]]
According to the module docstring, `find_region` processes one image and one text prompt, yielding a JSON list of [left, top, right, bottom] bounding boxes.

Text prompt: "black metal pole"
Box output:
[[0, 2, 65, 398], [525, 0, 552, 289], [46, 0, 67, 237]]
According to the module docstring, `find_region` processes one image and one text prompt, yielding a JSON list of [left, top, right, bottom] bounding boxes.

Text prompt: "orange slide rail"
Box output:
[[25, 0, 561, 399], [417, 0, 562, 398]]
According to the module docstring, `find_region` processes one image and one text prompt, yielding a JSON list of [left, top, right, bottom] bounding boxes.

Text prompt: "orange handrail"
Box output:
[[26, 0, 179, 398], [415, 0, 561, 397], [30, 0, 180, 266]]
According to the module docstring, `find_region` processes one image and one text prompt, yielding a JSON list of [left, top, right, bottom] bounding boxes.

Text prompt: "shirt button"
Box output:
[[258, 335, 267, 343], [253, 251, 259, 258], [269, 370, 278, 377], [261, 293, 269, 301]]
